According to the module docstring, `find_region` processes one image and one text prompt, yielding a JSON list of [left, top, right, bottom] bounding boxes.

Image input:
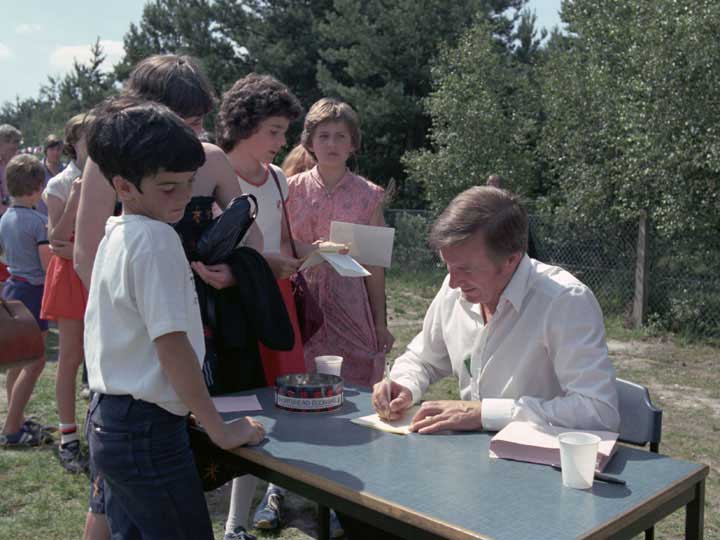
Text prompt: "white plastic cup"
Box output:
[[558, 432, 601, 489], [314, 355, 343, 377]]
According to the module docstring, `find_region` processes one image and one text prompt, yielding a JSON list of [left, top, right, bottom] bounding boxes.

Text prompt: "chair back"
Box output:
[[616, 377, 662, 452]]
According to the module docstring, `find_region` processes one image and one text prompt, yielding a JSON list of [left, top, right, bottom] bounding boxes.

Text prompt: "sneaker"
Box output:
[[224, 526, 256, 540], [252, 488, 284, 530], [0, 424, 50, 447], [24, 417, 57, 434], [329, 509, 344, 539], [58, 440, 89, 474]]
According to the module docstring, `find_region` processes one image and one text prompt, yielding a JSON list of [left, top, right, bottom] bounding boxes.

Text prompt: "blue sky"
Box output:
[[0, 0, 562, 107]]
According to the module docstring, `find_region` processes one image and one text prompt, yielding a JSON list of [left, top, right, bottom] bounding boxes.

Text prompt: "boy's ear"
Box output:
[[112, 176, 137, 201]]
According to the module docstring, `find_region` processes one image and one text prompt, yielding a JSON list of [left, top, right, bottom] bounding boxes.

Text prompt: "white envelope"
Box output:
[[299, 251, 371, 277], [329, 221, 395, 268]]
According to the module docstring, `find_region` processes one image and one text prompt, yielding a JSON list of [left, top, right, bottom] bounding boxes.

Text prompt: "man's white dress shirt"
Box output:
[[391, 255, 620, 432]]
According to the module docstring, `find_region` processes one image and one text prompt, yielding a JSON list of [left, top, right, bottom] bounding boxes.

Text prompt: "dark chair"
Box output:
[[616, 377, 663, 540]]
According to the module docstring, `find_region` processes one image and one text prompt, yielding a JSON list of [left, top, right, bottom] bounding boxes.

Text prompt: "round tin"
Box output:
[[275, 373, 343, 412]]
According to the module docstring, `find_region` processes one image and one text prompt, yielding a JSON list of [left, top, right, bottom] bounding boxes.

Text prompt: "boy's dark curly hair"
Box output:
[[215, 73, 303, 152]]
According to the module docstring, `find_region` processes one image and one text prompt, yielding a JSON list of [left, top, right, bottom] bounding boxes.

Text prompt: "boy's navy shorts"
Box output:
[[2, 278, 48, 331]]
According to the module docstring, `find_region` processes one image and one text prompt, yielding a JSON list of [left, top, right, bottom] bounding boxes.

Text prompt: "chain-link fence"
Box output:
[[385, 209, 720, 338]]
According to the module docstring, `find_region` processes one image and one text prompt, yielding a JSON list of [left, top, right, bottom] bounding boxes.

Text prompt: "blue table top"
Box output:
[[223, 386, 707, 540]]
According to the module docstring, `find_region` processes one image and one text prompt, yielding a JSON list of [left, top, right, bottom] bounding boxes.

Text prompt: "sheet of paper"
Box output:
[[320, 252, 371, 277], [330, 221, 395, 268], [351, 406, 421, 435], [212, 395, 263, 413], [298, 251, 371, 277], [488, 421, 618, 472]]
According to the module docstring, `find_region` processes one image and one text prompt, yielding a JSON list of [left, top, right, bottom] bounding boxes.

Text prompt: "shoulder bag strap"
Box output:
[[268, 166, 299, 259]]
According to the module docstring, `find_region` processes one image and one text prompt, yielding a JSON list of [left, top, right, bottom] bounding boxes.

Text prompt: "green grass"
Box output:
[[1, 273, 717, 539]]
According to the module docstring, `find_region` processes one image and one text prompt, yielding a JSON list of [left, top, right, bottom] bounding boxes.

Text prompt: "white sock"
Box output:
[[225, 475, 258, 533], [59, 423, 79, 446]]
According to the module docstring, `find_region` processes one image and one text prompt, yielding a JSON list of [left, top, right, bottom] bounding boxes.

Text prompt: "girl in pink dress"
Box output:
[[287, 98, 395, 387]]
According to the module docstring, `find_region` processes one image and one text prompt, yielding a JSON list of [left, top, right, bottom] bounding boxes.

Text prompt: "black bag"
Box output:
[[188, 421, 251, 491], [196, 194, 257, 265]]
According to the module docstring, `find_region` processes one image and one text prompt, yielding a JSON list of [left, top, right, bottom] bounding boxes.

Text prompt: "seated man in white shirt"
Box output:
[[372, 185, 620, 434]]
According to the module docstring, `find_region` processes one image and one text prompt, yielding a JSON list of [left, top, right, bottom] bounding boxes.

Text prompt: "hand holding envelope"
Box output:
[[299, 221, 395, 277]]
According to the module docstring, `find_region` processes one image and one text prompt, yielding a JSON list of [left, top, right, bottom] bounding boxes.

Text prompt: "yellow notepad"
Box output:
[[351, 406, 421, 435]]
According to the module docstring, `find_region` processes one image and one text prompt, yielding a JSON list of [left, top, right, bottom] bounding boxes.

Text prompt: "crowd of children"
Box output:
[[0, 53, 393, 540]]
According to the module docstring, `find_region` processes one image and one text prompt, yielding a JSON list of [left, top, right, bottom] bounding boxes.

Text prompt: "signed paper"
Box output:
[[212, 395, 263, 413], [351, 406, 421, 435], [330, 221, 395, 268]]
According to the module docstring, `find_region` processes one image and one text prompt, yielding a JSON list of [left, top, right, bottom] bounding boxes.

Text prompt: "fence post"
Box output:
[[632, 211, 648, 328]]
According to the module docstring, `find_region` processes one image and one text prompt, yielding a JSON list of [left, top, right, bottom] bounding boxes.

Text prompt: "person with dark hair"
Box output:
[[74, 54, 271, 540], [0, 154, 52, 448], [372, 186, 620, 434], [83, 97, 265, 540], [35, 134, 66, 215], [217, 72, 308, 382], [217, 72, 312, 539], [74, 53, 253, 289]]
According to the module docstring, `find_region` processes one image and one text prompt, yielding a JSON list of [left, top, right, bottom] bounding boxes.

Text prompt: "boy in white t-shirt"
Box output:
[[84, 97, 265, 540]]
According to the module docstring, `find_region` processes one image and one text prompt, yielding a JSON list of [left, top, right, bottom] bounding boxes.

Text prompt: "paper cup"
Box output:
[[558, 432, 601, 489], [314, 355, 343, 376]]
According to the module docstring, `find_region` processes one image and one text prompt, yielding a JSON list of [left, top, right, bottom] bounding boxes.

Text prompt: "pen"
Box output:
[[384, 361, 392, 406], [550, 464, 626, 486]]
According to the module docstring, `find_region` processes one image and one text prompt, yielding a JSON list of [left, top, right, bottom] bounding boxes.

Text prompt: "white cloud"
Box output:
[[0, 43, 12, 59], [16, 23, 45, 34], [49, 40, 125, 73]]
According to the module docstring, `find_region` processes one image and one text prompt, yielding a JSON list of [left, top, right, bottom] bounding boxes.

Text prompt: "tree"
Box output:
[[315, 0, 523, 207], [116, 0, 245, 93], [540, 0, 720, 333], [402, 8, 544, 211], [0, 39, 116, 146]]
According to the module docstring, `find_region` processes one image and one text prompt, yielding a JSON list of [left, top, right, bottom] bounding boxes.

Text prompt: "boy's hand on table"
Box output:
[[212, 416, 266, 449]]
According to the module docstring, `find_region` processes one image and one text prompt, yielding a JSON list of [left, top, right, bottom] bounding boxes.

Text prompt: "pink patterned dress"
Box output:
[[287, 167, 385, 387]]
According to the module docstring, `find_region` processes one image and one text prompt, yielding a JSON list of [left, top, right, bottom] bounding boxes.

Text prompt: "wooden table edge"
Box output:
[[230, 445, 494, 540], [580, 463, 710, 540]]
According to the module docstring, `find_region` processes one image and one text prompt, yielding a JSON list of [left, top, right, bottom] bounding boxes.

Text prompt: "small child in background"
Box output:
[[40, 113, 93, 473], [84, 97, 265, 540], [287, 98, 394, 384], [0, 154, 52, 447]]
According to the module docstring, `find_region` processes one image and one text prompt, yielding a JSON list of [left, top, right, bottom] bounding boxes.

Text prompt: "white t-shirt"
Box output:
[[84, 214, 205, 416], [236, 164, 288, 254], [43, 160, 81, 204]]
